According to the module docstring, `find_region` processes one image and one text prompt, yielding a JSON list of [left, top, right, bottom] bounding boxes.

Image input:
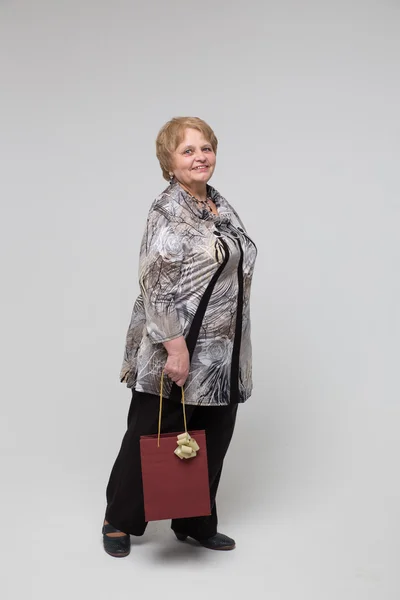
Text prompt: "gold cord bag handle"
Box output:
[[158, 372, 199, 459]]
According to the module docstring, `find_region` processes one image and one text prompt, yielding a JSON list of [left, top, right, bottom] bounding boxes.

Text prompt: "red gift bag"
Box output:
[[140, 377, 211, 522]]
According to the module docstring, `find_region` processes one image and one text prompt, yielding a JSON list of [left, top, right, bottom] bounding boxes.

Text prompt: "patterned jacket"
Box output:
[[120, 181, 257, 405]]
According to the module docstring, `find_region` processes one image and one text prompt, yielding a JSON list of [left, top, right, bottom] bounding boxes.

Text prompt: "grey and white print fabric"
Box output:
[[120, 182, 257, 406]]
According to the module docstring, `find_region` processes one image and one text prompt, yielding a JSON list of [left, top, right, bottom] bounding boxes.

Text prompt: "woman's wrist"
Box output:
[[163, 336, 188, 356]]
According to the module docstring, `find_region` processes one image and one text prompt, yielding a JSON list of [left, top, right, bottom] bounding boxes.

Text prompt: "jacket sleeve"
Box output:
[[138, 207, 184, 344]]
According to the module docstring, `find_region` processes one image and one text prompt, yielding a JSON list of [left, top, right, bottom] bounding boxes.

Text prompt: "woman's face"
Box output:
[[171, 128, 216, 189]]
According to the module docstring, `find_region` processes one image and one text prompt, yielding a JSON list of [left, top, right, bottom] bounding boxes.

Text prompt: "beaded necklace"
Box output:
[[191, 195, 214, 213], [173, 179, 216, 214]]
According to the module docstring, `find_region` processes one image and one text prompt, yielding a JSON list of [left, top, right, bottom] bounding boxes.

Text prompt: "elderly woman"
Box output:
[[103, 116, 257, 557]]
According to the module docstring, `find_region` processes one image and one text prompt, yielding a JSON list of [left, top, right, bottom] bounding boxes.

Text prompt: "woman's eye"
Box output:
[[203, 147, 212, 152], [184, 149, 192, 154]]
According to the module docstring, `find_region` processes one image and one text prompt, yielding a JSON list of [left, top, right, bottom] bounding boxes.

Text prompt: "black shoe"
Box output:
[[102, 522, 131, 558], [174, 531, 236, 551]]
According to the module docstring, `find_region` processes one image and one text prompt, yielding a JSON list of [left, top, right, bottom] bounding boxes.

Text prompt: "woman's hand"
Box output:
[[163, 336, 190, 387]]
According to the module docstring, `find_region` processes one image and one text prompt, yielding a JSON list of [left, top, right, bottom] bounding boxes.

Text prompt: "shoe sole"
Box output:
[[104, 548, 130, 558], [198, 541, 236, 551], [200, 543, 235, 551], [176, 534, 236, 551]]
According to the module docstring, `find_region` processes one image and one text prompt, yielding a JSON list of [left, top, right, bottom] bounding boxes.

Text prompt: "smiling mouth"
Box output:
[[192, 165, 209, 170]]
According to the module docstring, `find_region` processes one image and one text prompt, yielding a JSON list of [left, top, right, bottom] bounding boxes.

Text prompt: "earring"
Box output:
[[169, 172, 174, 183]]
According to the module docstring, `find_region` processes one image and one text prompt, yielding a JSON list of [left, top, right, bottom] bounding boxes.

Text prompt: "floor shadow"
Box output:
[[151, 536, 204, 563]]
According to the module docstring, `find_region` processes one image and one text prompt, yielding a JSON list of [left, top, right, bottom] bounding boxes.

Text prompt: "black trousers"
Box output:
[[105, 390, 238, 538]]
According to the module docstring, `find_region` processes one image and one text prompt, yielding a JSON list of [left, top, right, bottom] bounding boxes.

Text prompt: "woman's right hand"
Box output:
[[163, 336, 190, 387]]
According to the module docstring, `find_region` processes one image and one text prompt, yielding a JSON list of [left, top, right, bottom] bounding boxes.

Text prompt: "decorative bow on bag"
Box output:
[[174, 432, 200, 460], [158, 372, 200, 460]]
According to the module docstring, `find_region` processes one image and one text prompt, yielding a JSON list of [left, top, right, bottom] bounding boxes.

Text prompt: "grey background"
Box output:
[[1, 0, 399, 598]]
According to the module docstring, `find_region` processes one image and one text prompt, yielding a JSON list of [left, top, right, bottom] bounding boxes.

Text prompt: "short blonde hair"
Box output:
[[156, 117, 218, 181]]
